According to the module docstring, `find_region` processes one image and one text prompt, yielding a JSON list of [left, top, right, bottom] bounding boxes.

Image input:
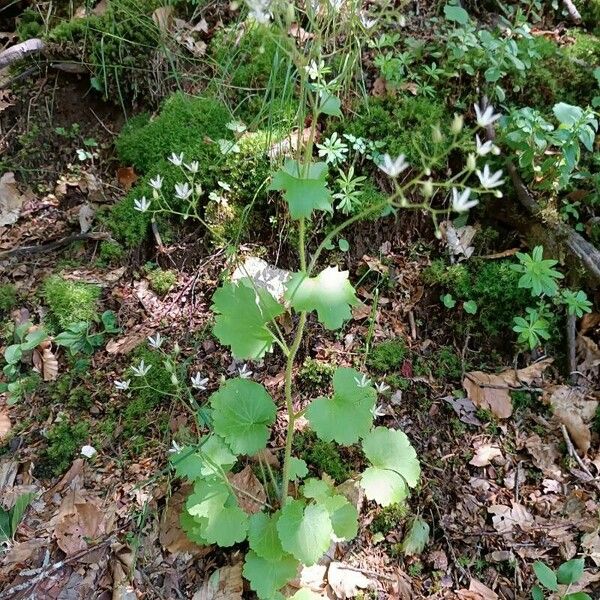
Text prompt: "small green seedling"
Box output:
[[532, 558, 590, 599]]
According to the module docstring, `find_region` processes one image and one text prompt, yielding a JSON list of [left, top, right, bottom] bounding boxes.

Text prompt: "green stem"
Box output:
[[280, 311, 307, 504]]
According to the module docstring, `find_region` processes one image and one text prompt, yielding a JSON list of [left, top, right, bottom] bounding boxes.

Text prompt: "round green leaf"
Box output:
[[289, 457, 309, 480], [557, 558, 584, 585], [276, 499, 333, 566], [171, 436, 236, 481], [248, 512, 284, 560], [306, 367, 376, 445], [202, 505, 248, 547], [243, 549, 299, 599], [325, 496, 358, 541], [186, 478, 230, 519], [360, 427, 420, 506], [401, 516, 430, 556], [4, 345, 22, 365], [212, 279, 284, 359], [444, 3, 469, 24], [289, 590, 323, 599], [211, 378, 276, 455], [285, 267, 360, 330]]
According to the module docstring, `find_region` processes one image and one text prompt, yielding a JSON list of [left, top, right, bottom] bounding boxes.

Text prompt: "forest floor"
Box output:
[[0, 1, 599, 599]]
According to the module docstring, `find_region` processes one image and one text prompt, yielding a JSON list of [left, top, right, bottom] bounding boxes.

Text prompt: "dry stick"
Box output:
[[560, 424, 600, 490], [561, 0, 582, 21], [0, 39, 45, 69], [0, 232, 111, 260], [567, 313, 578, 385], [506, 162, 600, 283]]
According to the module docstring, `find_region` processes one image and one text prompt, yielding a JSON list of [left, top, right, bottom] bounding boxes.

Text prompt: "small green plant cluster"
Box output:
[[370, 502, 408, 535], [532, 558, 591, 599], [511, 246, 592, 349], [0, 284, 18, 315], [54, 311, 119, 356], [39, 420, 90, 478], [293, 431, 353, 484], [42, 276, 100, 331], [367, 338, 408, 373], [298, 358, 336, 390], [147, 267, 177, 296]]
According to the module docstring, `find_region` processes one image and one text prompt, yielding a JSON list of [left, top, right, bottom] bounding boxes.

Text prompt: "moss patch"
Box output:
[[42, 276, 101, 331], [367, 338, 408, 373]]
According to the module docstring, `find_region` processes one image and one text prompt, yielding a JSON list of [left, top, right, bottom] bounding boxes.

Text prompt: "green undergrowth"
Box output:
[[42, 276, 101, 331], [146, 266, 177, 295], [367, 338, 408, 373], [423, 258, 531, 339], [293, 431, 354, 484], [0, 284, 18, 316], [37, 420, 90, 478]]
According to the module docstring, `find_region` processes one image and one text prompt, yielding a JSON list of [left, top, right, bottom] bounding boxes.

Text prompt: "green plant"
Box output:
[[54, 311, 120, 356], [293, 432, 353, 484], [370, 502, 408, 535], [43, 420, 90, 477], [0, 284, 18, 314], [0, 492, 35, 541], [532, 558, 591, 599], [0, 323, 47, 404], [147, 268, 177, 296], [42, 276, 101, 331], [298, 358, 336, 390]]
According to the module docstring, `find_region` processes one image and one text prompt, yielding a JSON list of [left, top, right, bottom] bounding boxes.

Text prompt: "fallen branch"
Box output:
[[507, 161, 600, 283], [561, 0, 581, 21], [0, 232, 111, 260], [0, 39, 45, 69]]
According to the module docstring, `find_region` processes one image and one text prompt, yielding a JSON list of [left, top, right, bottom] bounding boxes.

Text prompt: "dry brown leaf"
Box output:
[[443, 221, 476, 259], [192, 562, 244, 600], [327, 563, 376, 599], [456, 579, 499, 599], [267, 128, 313, 159], [152, 6, 175, 32], [488, 502, 533, 534], [0, 407, 11, 440], [0, 172, 26, 226], [469, 443, 502, 467], [372, 77, 387, 97], [228, 465, 266, 514], [116, 166, 138, 191], [543, 384, 598, 453], [3, 538, 45, 566], [429, 549, 449, 570], [106, 326, 150, 355], [289, 22, 314, 43], [576, 333, 600, 379], [525, 434, 563, 480], [581, 530, 600, 566], [78, 203, 95, 233], [463, 358, 552, 418], [52, 488, 106, 555]]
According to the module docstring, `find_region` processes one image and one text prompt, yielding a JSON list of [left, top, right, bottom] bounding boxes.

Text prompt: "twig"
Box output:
[[0, 39, 44, 69], [561, 0, 581, 21], [408, 310, 417, 340], [560, 424, 600, 490], [0, 232, 111, 260], [567, 313, 578, 385]]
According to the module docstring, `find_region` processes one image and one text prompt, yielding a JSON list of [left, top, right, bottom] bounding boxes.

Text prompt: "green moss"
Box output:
[[16, 8, 43, 41], [147, 268, 177, 295], [299, 358, 336, 390], [581, 1, 600, 34], [0, 283, 18, 315], [42, 276, 101, 330], [41, 420, 90, 477], [429, 347, 462, 381], [367, 339, 408, 373], [370, 502, 408, 535], [423, 259, 530, 338], [385, 374, 411, 391], [50, 374, 93, 410], [97, 241, 125, 266], [293, 431, 353, 484]]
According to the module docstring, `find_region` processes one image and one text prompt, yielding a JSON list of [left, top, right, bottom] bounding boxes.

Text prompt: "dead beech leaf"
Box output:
[[52, 488, 106, 555], [372, 77, 387, 97], [543, 384, 598, 454], [443, 395, 483, 427], [116, 166, 138, 191], [192, 562, 243, 600], [469, 443, 502, 467], [0, 172, 26, 226], [106, 327, 150, 355], [576, 332, 600, 379], [581, 530, 600, 566], [463, 358, 552, 419], [488, 502, 533, 534], [456, 579, 499, 600], [267, 127, 313, 159], [0, 407, 11, 440], [228, 466, 266, 514], [327, 562, 375, 599], [41, 347, 59, 381], [78, 202, 95, 233], [289, 22, 314, 43], [525, 434, 563, 481], [152, 6, 174, 32]]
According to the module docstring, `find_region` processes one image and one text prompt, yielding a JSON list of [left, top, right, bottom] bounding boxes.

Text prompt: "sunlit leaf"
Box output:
[[243, 549, 299, 599]]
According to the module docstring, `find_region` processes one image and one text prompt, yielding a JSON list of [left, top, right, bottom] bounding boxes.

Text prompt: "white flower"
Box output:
[[148, 333, 163, 349], [354, 374, 372, 388], [371, 404, 386, 418], [476, 164, 504, 189], [475, 134, 494, 156], [185, 161, 200, 174], [133, 197, 151, 213], [451, 187, 478, 212], [246, 0, 271, 23], [305, 59, 324, 80], [226, 120, 247, 133], [114, 379, 130, 391], [378, 153, 409, 178], [132, 359, 152, 377], [238, 364, 253, 379], [168, 440, 182, 454], [360, 11, 378, 29], [474, 103, 501, 128], [149, 175, 163, 190], [375, 382, 390, 394], [218, 181, 232, 192], [191, 372, 209, 390], [168, 152, 184, 166], [175, 182, 192, 200], [316, 132, 348, 165], [81, 445, 97, 458]]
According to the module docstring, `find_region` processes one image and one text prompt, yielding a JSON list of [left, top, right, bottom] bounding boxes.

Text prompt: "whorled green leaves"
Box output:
[[269, 159, 332, 220], [210, 378, 276, 455], [212, 278, 284, 359], [360, 427, 420, 506], [285, 266, 360, 330], [306, 367, 376, 445]]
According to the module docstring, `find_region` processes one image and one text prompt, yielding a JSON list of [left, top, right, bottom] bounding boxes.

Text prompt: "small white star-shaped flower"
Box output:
[[133, 197, 151, 212], [185, 161, 200, 174], [474, 103, 501, 128], [238, 364, 253, 379], [131, 359, 152, 377], [378, 153, 409, 178], [191, 372, 209, 390], [114, 379, 131, 390], [168, 152, 184, 166], [149, 175, 163, 190], [371, 404, 386, 418], [354, 374, 372, 388], [375, 381, 390, 394], [451, 187, 478, 213], [175, 182, 192, 200], [168, 440, 182, 454], [477, 164, 504, 189], [148, 333, 163, 349]]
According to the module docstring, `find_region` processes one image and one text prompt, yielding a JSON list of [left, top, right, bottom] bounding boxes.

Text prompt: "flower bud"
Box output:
[[173, 342, 181, 356], [285, 3, 295, 26], [432, 126, 443, 144], [466, 153, 477, 171], [170, 373, 179, 386], [492, 145, 501, 155], [422, 179, 434, 197], [434, 229, 442, 240], [424, 168, 431, 176], [494, 190, 503, 198], [451, 114, 464, 135]]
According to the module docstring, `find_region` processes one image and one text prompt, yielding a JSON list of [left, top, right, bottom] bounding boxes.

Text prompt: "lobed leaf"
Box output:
[[243, 549, 299, 599]]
